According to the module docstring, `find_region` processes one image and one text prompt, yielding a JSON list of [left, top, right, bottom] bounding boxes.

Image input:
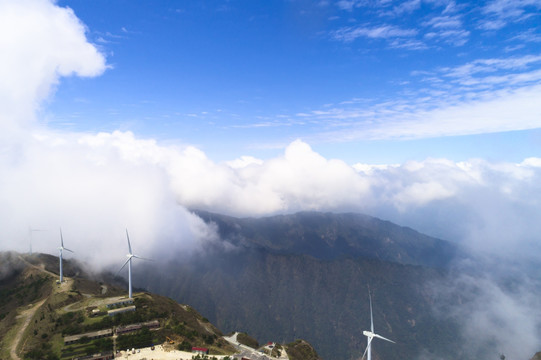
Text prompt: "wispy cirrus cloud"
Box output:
[[335, 0, 364, 11], [284, 53, 541, 142], [421, 12, 470, 46], [437, 54, 541, 87], [424, 29, 470, 46], [509, 28, 541, 43], [479, 0, 541, 30], [331, 1, 472, 48], [295, 84, 541, 143], [423, 14, 463, 29], [388, 0, 421, 15], [332, 24, 418, 42]]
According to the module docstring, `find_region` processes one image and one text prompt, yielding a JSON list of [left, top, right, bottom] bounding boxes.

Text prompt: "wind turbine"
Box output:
[[361, 289, 395, 360], [58, 228, 74, 283], [117, 229, 150, 299], [28, 227, 43, 255]]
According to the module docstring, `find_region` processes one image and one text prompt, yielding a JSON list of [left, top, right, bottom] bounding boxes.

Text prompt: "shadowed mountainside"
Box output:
[[136, 211, 467, 360]]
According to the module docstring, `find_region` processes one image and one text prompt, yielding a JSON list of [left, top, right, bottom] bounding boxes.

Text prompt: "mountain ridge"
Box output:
[[193, 210, 462, 268]]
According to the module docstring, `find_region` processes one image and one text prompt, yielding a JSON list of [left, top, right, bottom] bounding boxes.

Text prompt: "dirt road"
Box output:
[[9, 298, 46, 360]]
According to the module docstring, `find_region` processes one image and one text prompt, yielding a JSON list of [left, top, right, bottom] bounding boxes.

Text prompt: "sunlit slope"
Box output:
[[0, 253, 234, 359]]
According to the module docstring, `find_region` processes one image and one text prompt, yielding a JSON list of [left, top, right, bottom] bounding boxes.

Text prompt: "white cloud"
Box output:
[[391, 0, 421, 14], [290, 53, 541, 143], [423, 15, 462, 29], [336, 0, 362, 11], [430, 273, 541, 360], [0, 129, 209, 269], [332, 24, 418, 42], [479, 0, 541, 30], [442, 54, 541, 79], [226, 156, 264, 169], [424, 28, 470, 46], [0, 0, 106, 132]]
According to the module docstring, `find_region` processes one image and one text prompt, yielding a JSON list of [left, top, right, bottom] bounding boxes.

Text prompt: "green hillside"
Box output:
[[0, 252, 320, 360]]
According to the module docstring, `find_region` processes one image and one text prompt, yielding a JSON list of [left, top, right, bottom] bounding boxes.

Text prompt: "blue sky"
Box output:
[[49, 0, 541, 164]]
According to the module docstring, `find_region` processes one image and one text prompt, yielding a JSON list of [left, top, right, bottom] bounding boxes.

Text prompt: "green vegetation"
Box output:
[[286, 339, 321, 360], [0, 274, 49, 307], [24, 345, 57, 360], [236, 332, 259, 348], [60, 338, 112, 359], [178, 340, 192, 351], [117, 327, 154, 350]]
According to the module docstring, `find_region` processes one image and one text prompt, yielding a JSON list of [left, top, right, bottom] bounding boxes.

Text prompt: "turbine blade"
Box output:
[[373, 333, 395, 344], [126, 228, 133, 254], [131, 254, 152, 261], [64, 248, 75, 253], [361, 336, 373, 360], [116, 257, 131, 276], [361, 345, 368, 360], [60, 227, 64, 248], [369, 290, 374, 333]]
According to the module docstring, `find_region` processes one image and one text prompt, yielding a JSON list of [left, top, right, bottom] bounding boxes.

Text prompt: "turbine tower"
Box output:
[[361, 289, 395, 360], [28, 227, 43, 255], [58, 228, 74, 283], [117, 229, 149, 299]]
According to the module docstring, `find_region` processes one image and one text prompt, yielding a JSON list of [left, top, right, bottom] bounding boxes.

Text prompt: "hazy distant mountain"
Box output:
[[136, 211, 468, 360], [194, 210, 462, 267]]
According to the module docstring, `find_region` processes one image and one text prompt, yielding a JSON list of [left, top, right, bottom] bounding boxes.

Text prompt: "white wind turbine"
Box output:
[[28, 227, 43, 255], [58, 228, 74, 283], [361, 290, 395, 360], [117, 229, 150, 299]]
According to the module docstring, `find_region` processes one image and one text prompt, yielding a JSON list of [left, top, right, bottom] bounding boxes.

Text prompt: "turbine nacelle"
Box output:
[[363, 331, 395, 343]]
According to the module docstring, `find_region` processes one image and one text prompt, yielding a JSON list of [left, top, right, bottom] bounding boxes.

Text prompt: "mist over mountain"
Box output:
[[131, 210, 541, 360], [130, 211, 458, 359]]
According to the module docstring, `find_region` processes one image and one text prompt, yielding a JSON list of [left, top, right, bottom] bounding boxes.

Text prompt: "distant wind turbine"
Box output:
[[28, 227, 44, 255], [58, 228, 74, 283], [117, 229, 151, 299], [361, 289, 395, 360]]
